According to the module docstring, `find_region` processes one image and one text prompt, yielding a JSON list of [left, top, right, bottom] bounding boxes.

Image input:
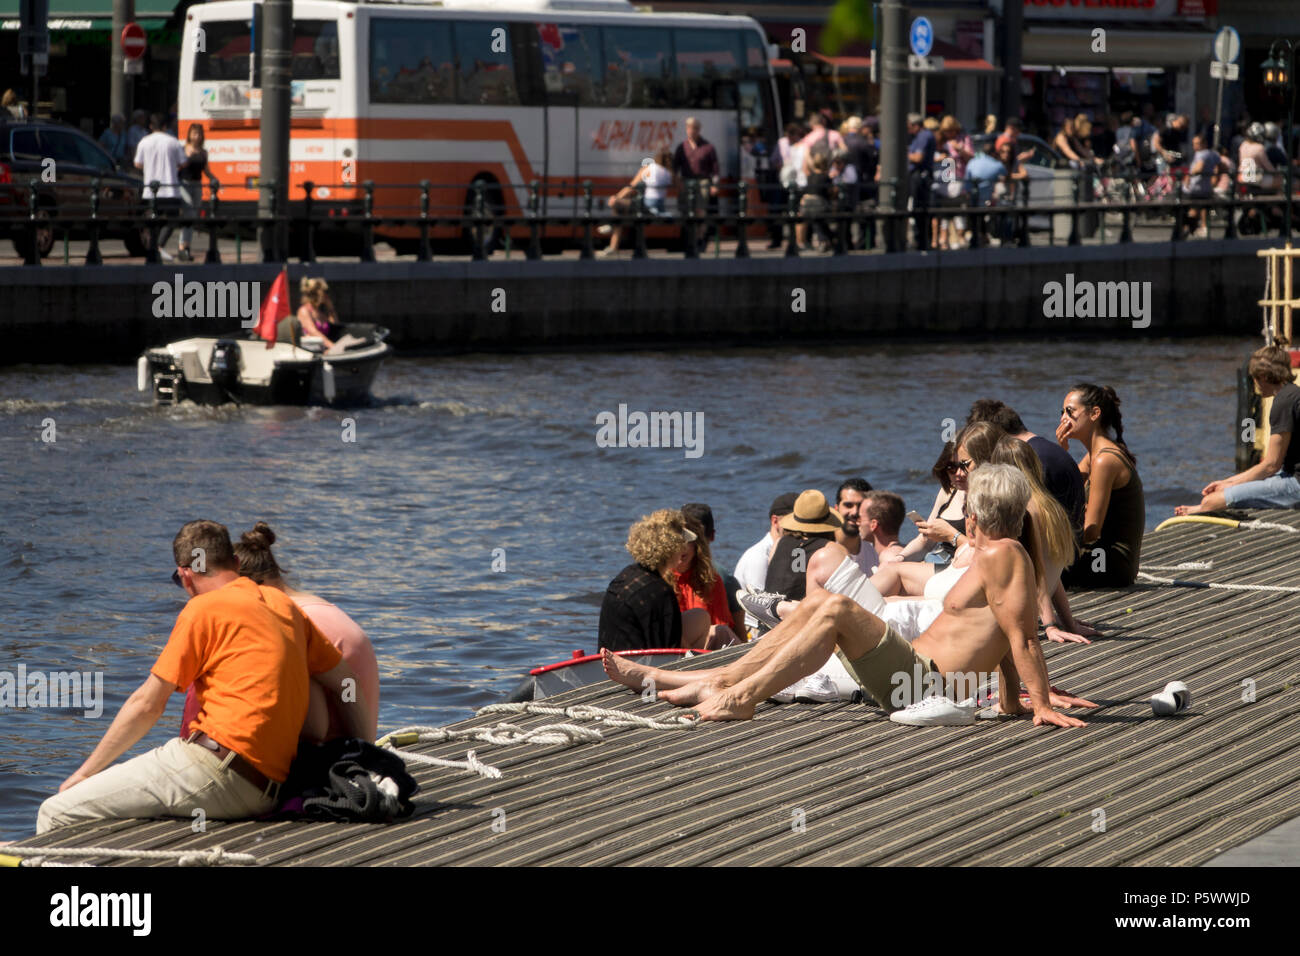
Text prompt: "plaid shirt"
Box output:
[[598, 564, 681, 652]]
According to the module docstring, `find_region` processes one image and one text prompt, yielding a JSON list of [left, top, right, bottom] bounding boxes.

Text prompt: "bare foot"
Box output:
[[659, 681, 721, 707], [1173, 505, 1203, 516], [690, 688, 758, 722], [601, 649, 651, 691]]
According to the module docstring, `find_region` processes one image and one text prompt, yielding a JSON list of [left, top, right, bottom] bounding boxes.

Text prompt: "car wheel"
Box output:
[[12, 206, 54, 260]]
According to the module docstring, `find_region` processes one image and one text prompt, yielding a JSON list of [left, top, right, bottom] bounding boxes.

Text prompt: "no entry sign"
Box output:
[[121, 22, 147, 59]]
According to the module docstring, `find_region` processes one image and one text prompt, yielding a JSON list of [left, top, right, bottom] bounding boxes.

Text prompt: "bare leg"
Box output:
[[680, 608, 711, 649], [690, 594, 888, 721], [602, 592, 842, 696], [1174, 491, 1228, 516]]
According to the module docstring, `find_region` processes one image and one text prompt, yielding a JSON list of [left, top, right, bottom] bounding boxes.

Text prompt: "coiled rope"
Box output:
[[1142, 561, 1214, 571], [477, 702, 697, 729], [378, 722, 603, 749], [2, 845, 255, 867], [1137, 572, 1300, 593], [384, 746, 502, 780]]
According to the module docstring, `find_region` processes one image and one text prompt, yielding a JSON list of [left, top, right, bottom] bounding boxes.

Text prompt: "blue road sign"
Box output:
[[910, 17, 933, 58]]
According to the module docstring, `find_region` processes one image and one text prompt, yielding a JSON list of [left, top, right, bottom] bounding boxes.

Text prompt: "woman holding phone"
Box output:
[[869, 422, 1001, 598]]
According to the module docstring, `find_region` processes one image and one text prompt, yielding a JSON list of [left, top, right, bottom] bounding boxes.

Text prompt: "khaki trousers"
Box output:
[[37, 736, 278, 835]]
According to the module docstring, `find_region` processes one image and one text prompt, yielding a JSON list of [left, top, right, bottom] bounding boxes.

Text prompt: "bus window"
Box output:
[[602, 26, 673, 110], [454, 21, 521, 105], [674, 29, 742, 110], [743, 30, 768, 76], [292, 21, 340, 80], [195, 19, 338, 83], [370, 18, 455, 104], [536, 22, 602, 107], [193, 20, 254, 82]]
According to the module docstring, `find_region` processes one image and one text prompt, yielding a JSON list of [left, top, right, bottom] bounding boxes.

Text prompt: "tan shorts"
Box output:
[[836, 624, 938, 713]]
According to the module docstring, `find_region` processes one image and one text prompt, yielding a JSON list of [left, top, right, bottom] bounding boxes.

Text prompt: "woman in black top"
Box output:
[[598, 510, 696, 652], [797, 151, 833, 250], [1177, 342, 1300, 513], [177, 124, 218, 263]]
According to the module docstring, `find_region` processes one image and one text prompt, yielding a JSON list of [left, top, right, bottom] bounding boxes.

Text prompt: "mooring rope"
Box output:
[[384, 746, 502, 780], [3, 845, 255, 867], [477, 702, 697, 729], [1137, 572, 1300, 593], [379, 722, 603, 749], [1240, 519, 1300, 534], [1142, 561, 1214, 571]]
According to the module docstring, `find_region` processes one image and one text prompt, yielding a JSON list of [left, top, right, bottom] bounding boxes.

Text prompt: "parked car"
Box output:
[[970, 133, 1082, 231], [0, 118, 151, 259]]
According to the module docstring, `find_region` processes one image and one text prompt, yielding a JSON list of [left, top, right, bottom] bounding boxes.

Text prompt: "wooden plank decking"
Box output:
[[11, 510, 1300, 866]]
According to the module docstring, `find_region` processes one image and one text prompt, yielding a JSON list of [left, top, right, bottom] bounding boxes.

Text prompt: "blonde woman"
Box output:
[[297, 277, 340, 349], [599, 509, 702, 651], [991, 434, 1096, 644]]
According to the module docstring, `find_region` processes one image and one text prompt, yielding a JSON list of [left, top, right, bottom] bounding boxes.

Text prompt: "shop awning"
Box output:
[[1023, 28, 1215, 68], [0, 0, 177, 29]]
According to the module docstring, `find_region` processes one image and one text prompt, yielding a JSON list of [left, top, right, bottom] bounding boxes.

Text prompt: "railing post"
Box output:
[[526, 180, 542, 261], [360, 180, 376, 262], [1068, 170, 1081, 246], [85, 177, 102, 265], [145, 182, 161, 265], [205, 182, 222, 264], [418, 179, 433, 262], [1119, 199, 1133, 244], [833, 197, 848, 256], [471, 180, 487, 261], [735, 185, 750, 258], [784, 183, 800, 257], [683, 179, 698, 259], [1224, 189, 1238, 240], [24, 181, 42, 267], [580, 180, 594, 259], [632, 180, 648, 259], [1171, 195, 1185, 242], [301, 181, 316, 263], [880, 177, 896, 253]]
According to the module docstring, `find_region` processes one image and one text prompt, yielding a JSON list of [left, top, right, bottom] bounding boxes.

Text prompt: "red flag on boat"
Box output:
[[256, 268, 290, 347]]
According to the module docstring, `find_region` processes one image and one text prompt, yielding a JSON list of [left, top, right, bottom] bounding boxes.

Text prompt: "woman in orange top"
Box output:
[[674, 515, 745, 649]]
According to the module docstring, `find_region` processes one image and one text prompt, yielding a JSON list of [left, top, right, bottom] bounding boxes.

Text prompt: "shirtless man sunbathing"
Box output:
[[604, 465, 1094, 727]]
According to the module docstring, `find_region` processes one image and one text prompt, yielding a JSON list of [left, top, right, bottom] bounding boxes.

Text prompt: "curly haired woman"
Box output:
[[598, 509, 697, 652]]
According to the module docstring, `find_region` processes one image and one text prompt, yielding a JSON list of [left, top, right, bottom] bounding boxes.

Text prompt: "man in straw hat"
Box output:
[[604, 466, 1094, 727]]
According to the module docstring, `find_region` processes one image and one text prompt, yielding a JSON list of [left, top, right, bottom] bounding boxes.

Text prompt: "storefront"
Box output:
[[0, 0, 184, 136], [1016, 0, 1218, 135]]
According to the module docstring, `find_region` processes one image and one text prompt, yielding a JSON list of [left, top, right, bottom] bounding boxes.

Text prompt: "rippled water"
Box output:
[[0, 337, 1253, 837]]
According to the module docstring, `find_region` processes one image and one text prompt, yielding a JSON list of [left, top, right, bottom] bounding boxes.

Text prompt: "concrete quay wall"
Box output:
[[0, 240, 1277, 365]]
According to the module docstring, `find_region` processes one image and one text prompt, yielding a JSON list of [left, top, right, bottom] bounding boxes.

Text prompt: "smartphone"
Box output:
[[906, 510, 925, 523]]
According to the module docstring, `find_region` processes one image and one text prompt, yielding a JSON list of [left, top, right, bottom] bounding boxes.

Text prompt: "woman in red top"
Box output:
[[675, 516, 745, 649]]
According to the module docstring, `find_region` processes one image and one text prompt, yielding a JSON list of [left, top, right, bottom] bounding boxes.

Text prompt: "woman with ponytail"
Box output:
[[992, 435, 1096, 642], [1176, 342, 1300, 513], [234, 523, 379, 741], [1056, 383, 1145, 587]]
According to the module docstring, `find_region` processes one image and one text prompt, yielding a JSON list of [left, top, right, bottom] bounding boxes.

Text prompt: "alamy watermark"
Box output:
[[1, 664, 104, 718], [890, 666, 996, 708], [1041, 274, 1151, 329], [595, 404, 704, 459], [151, 275, 260, 327]]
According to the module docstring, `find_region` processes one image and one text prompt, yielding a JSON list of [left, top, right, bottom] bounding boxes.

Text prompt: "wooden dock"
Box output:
[[10, 510, 1300, 866]]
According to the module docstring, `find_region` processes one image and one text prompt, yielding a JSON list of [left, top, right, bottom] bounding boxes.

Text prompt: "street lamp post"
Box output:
[[1262, 40, 1298, 241]]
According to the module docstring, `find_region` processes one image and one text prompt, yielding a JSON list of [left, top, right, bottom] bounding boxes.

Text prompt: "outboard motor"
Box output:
[[208, 339, 242, 392]]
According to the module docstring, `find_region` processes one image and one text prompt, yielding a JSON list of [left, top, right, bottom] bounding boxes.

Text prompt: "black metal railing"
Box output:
[[3, 171, 1297, 266]]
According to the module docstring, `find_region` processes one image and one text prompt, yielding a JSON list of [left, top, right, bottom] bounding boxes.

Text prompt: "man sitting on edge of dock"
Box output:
[[603, 466, 1094, 727], [36, 520, 367, 834]]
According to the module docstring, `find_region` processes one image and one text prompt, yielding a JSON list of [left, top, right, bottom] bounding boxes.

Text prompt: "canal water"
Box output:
[[0, 337, 1254, 837]]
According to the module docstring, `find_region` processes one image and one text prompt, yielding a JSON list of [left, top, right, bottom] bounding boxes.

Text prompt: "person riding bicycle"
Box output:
[[1152, 114, 1188, 168], [1237, 122, 1282, 235]]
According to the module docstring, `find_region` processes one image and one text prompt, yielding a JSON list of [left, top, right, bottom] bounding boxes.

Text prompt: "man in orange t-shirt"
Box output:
[[37, 520, 365, 834]]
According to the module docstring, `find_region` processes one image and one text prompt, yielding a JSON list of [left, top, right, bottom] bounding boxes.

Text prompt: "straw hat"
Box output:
[[779, 490, 843, 534]]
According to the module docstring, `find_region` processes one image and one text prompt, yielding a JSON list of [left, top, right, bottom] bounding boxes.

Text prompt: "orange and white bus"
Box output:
[[179, 0, 781, 248]]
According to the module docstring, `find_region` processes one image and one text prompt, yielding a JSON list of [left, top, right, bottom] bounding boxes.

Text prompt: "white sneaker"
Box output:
[[889, 695, 978, 726], [1150, 680, 1191, 716], [158, 247, 175, 262], [793, 672, 840, 703], [770, 683, 797, 704]]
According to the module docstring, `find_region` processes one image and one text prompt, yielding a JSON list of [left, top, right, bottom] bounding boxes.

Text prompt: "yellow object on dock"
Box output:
[[1153, 515, 1240, 532]]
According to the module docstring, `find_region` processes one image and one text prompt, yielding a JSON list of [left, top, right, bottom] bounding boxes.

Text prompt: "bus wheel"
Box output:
[[461, 176, 505, 255]]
